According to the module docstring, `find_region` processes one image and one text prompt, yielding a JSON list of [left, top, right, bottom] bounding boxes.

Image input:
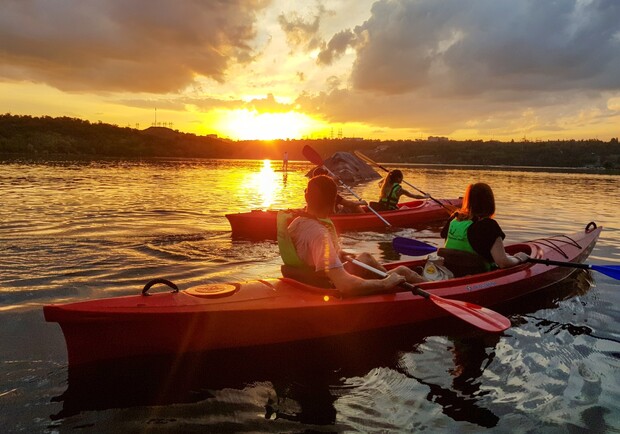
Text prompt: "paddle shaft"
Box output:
[[322, 165, 392, 227], [527, 257, 591, 270], [528, 256, 620, 280], [355, 151, 453, 212]]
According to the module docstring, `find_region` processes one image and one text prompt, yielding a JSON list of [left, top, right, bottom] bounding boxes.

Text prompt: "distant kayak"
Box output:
[[44, 223, 601, 367], [226, 198, 462, 239]]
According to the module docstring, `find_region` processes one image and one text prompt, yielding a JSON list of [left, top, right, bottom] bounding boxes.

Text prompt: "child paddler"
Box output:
[[375, 169, 429, 211]]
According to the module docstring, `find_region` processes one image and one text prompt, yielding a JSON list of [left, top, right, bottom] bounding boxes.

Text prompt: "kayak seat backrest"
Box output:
[[437, 248, 488, 278], [280, 265, 335, 289], [277, 211, 306, 268]]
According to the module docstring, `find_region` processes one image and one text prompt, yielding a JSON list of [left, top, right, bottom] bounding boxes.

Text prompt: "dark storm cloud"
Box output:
[[316, 29, 356, 65], [349, 0, 620, 95], [0, 0, 270, 93], [305, 0, 620, 136]]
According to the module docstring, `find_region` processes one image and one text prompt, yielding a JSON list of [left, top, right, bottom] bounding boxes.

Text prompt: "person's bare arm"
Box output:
[[400, 188, 429, 200], [326, 266, 405, 297], [490, 237, 529, 268]]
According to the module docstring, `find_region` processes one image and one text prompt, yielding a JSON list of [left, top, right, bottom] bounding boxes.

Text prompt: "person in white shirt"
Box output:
[[287, 175, 425, 296]]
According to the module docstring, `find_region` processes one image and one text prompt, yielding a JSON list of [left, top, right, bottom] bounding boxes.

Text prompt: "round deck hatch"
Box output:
[[185, 283, 239, 298]]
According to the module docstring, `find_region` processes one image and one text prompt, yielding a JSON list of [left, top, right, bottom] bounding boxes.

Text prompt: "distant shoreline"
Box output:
[[2, 153, 617, 175], [384, 162, 618, 175], [2, 113, 619, 174]]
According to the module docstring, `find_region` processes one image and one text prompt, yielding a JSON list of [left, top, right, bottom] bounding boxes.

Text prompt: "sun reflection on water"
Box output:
[[248, 159, 278, 209]]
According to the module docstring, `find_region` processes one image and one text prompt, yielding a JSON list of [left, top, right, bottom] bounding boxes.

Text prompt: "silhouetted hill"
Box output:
[[1, 114, 618, 170]]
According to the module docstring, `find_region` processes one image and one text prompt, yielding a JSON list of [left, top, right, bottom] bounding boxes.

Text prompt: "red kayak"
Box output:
[[226, 198, 462, 239], [44, 223, 601, 367]]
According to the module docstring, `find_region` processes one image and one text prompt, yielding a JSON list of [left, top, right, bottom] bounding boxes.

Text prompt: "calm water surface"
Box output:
[[1, 158, 619, 432]]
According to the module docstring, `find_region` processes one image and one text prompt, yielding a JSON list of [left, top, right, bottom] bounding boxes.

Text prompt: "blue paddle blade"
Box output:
[[392, 236, 438, 256], [591, 264, 620, 280]]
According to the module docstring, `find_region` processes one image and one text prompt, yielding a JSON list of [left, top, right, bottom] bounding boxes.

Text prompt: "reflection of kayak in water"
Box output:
[[43, 223, 601, 367], [226, 198, 462, 239]]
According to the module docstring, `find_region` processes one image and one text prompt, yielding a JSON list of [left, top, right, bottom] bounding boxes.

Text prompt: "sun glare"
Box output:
[[219, 109, 316, 140]]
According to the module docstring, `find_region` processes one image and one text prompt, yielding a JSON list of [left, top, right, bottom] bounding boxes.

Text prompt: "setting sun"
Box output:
[[217, 109, 318, 140]]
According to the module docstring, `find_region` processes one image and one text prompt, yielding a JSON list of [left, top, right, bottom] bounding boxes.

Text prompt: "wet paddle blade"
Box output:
[[392, 236, 438, 256], [428, 294, 511, 332], [591, 264, 620, 280]]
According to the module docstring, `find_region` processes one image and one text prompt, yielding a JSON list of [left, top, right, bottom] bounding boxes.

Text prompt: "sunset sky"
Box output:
[[1, 0, 619, 141]]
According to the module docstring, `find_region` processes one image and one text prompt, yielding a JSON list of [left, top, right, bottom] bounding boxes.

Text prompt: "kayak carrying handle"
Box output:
[[142, 278, 179, 296]]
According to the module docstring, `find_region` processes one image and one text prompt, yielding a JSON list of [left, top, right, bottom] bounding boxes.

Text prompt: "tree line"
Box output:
[[1, 114, 618, 170]]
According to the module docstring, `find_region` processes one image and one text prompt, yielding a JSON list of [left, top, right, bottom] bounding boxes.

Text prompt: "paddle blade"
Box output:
[[352, 258, 510, 333], [302, 145, 324, 166], [591, 264, 620, 280], [393, 236, 438, 256], [428, 294, 511, 332]]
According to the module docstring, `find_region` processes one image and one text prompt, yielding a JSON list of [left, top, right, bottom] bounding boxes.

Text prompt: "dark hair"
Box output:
[[460, 182, 495, 220], [388, 169, 403, 183], [311, 166, 328, 177], [306, 175, 337, 210]]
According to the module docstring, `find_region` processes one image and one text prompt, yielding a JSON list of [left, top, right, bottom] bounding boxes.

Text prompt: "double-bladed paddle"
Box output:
[[350, 258, 511, 332], [392, 236, 620, 280], [302, 145, 392, 227], [354, 150, 457, 214]]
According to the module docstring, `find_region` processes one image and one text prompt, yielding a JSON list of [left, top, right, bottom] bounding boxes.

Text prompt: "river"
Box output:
[[1, 158, 619, 432]]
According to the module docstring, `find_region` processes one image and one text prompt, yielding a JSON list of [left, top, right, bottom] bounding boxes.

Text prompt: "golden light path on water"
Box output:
[[243, 159, 279, 209]]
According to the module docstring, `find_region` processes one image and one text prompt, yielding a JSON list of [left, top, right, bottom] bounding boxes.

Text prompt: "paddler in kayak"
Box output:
[[311, 167, 365, 213], [373, 169, 429, 211], [279, 174, 425, 296], [439, 182, 529, 276]]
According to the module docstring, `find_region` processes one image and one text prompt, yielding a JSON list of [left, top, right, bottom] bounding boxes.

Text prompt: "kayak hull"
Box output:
[[226, 198, 462, 239], [44, 224, 601, 367]]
